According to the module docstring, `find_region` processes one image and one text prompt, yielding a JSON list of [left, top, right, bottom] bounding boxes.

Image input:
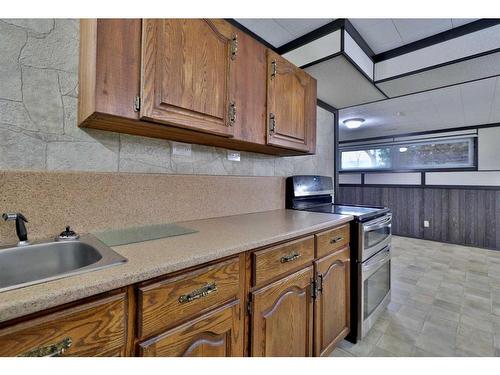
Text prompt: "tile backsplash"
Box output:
[[0, 19, 335, 178]]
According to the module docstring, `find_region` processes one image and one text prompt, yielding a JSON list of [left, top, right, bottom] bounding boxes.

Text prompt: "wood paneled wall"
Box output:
[[338, 185, 500, 250]]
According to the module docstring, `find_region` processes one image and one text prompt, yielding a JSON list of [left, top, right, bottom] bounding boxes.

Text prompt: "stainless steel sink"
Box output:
[[0, 235, 127, 293]]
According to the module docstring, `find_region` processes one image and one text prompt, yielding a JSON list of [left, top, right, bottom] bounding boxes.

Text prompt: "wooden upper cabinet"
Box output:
[[266, 50, 317, 153], [141, 19, 236, 137], [79, 19, 317, 155], [251, 266, 314, 357], [230, 28, 267, 145], [314, 247, 350, 356]]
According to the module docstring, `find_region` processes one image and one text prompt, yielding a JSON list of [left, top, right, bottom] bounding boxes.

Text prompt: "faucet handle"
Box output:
[[57, 226, 79, 241], [2, 213, 28, 223], [2, 212, 29, 244]]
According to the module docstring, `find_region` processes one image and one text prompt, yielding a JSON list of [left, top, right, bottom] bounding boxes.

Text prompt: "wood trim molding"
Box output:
[[78, 19, 97, 124]]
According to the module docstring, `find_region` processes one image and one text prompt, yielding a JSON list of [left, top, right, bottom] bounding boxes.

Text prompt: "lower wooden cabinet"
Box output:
[[314, 246, 350, 356], [0, 223, 351, 357], [250, 266, 314, 357], [138, 301, 243, 357], [0, 291, 128, 357]]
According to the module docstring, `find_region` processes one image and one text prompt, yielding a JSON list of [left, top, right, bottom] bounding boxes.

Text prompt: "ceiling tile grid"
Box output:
[[234, 18, 333, 47], [350, 18, 478, 54]]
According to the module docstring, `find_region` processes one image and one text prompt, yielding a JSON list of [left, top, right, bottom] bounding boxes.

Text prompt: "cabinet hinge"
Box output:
[[230, 33, 238, 60], [271, 60, 277, 79], [311, 278, 317, 300], [134, 96, 141, 112], [269, 113, 276, 134], [317, 274, 323, 294], [247, 299, 252, 315], [228, 101, 236, 126]]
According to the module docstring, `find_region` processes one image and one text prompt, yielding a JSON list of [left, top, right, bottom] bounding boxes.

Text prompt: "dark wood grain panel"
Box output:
[[339, 185, 500, 250]]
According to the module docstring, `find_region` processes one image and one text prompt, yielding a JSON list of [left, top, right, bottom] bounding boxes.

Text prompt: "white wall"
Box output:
[[478, 127, 500, 170]]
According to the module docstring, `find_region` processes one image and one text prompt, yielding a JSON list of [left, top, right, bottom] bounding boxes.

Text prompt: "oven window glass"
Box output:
[[365, 225, 390, 249], [364, 260, 391, 319]]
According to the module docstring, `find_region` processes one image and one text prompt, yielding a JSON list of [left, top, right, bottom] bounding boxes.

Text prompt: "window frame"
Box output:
[[339, 136, 478, 173]]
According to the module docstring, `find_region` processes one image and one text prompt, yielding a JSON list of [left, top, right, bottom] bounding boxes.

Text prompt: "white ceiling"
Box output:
[[236, 18, 479, 53], [350, 19, 478, 54], [235, 19, 334, 47], [339, 76, 500, 141]]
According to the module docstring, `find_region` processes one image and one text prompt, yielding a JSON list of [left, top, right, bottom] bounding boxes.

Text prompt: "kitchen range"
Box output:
[[286, 175, 392, 341]]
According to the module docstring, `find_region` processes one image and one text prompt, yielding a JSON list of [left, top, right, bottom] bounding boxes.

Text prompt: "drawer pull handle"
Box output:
[[280, 252, 301, 263], [330, 236, 343, 244], [178, 282, 218, 304], [19, 337, 72, 357]]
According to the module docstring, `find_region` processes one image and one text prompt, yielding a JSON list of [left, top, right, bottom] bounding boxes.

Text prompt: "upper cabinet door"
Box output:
[[141, 19, 236, 137], [266, 50, 317, 152]]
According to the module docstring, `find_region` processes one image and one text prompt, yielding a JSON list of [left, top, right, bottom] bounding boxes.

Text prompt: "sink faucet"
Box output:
[[2, 213, 29, 246]]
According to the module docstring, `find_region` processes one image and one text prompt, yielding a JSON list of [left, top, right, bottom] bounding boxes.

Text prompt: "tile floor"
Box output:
[[331, 236, 500, 357]]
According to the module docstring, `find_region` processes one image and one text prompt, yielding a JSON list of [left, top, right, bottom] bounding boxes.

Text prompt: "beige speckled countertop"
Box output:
[[0, 209, 352, 323]]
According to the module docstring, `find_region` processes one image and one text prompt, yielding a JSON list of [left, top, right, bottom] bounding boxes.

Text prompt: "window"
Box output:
[[341, 147, 391, 170], [340, 137, 476, 172]]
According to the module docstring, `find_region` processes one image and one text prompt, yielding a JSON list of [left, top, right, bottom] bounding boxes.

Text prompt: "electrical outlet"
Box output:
[[423, 220, 430, 228], [227, 151, 240, 161], [172, 142, 192, 157]]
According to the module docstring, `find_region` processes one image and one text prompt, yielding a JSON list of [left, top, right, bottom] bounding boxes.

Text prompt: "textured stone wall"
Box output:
[[0, 19, 335, 177]]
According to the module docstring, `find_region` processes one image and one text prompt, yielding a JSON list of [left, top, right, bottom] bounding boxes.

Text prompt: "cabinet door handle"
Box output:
[[178, 282, 218, 304], [280, 252, 301, 263], [330, 236, 343, 244], [19, 337, 72, 357]]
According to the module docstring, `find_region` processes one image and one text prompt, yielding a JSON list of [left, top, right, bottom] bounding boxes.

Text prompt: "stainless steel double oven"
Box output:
[[358, 213, 392, 339], [285, 175, 392, 342]]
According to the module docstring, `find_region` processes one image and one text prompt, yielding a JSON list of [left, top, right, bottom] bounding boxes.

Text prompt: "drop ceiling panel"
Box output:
[[351, 18, 478, 55], [274, 19, 333, 37], [344, 31, 373, 79], [349, 19, 402, 54], [375, 24, 500, 81], [391, 19, 452, 44], [376, 51, 500, 97], [304, 55, 386, 109], [339, 76, 500, 142], [460, 78, 497, 125], [235, 19, 293, 47], [282, 30, 341, 67], [234, 18, 333, 48]]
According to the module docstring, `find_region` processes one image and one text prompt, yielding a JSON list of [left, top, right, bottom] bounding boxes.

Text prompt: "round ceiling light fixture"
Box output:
[[343, 118, 365, 129]]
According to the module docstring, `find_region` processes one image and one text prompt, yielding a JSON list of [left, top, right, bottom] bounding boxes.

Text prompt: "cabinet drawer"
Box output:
[[315, 225, 350, 258], [253, 236, 314, 287], [138, 257, 240, 339], [0, 292, 127, 357]]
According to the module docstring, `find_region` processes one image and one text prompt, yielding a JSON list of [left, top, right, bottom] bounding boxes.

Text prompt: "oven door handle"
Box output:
[[363, 214, 392, 232], [362, 247, 391, 275]]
